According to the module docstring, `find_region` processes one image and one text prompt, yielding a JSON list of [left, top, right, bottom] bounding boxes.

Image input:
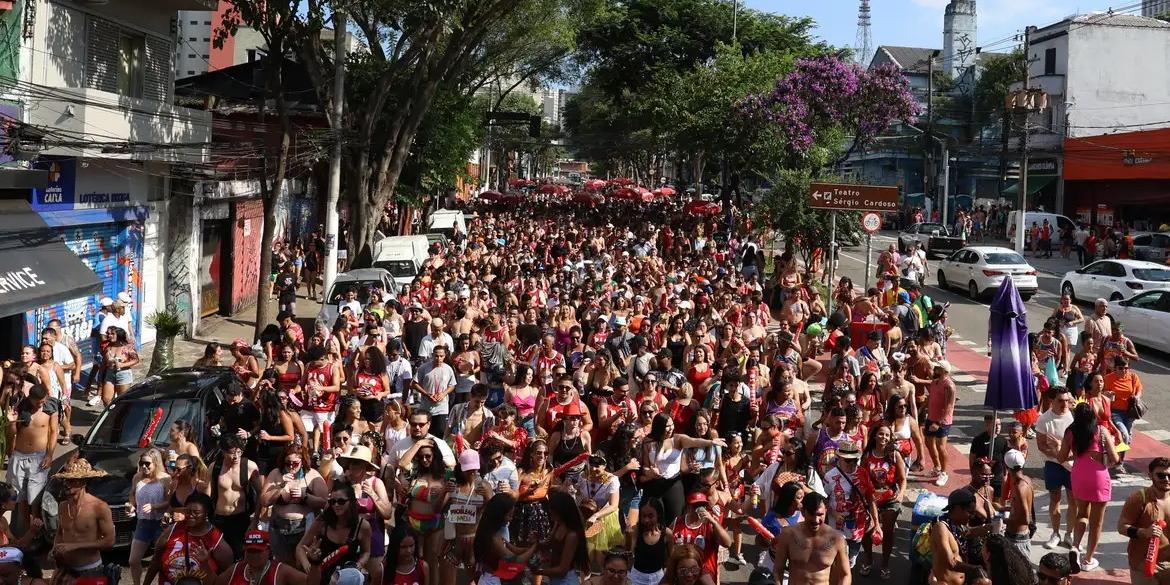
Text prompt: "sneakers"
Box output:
[[732, 553, 747, 566], [935, 471, 949, 486], [1061, 532, 1073, 548], [1081, 557, 1100, 572], [1044, 534, 1061, 549], [86, 394, 101, 407]]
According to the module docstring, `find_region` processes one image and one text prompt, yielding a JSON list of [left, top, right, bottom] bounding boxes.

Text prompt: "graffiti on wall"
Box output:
[[230, 200, 264, 314], [166, 197, 194, 323], [27, 221, 145, 365]]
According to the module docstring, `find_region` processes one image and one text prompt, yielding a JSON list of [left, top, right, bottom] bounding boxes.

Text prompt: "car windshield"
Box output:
[[327, 280, 383, 304], [1133, 268, 1170, 282], [87, 399, 203, 448], [984, 252, 1027, 265], [920, 223, 947, 234], [375, 260, 416, 279]]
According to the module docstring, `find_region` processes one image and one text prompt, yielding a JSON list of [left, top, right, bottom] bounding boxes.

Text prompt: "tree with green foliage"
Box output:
[[293, 0, 585, 265], [974, 49, 1026, 127]]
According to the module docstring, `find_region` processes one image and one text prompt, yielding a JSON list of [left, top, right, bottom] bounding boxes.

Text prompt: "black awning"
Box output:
[[0, 199, 101, 318]]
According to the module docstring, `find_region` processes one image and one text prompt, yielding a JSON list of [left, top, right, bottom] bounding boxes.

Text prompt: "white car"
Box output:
[[1109, 290, 1170, 349], [1059, 259, 1170, 303], [935, 246, 1039, 301]]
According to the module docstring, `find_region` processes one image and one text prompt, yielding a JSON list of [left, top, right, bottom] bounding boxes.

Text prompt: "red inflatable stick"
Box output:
[[140, 407, 164, 448], [321, 544, 350, 570], [321, 420, 331, 452], [746, 516, 775, 545], [1146, 520, 1166, 577], [552, 452, 589, 478]]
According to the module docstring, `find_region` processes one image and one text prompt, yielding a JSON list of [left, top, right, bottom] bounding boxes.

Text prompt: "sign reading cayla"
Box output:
[[808, 183, 900, 212], [0, 267, 46, 293]]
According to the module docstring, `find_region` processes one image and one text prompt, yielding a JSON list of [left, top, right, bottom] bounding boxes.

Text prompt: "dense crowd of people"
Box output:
[[1, 195, 1169, 585]]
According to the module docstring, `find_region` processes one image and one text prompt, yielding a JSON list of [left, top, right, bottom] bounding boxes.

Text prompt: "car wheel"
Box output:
[[1061, 282, 1076, 303], [937, 269, 948, 289], [1110, 292, 1124, 302], [1021, 294, 1033, 301], [968, 280, 981, 300]]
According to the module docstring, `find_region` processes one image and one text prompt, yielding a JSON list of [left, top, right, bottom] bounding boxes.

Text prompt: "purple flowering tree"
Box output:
[[739, 55, 919, 164]]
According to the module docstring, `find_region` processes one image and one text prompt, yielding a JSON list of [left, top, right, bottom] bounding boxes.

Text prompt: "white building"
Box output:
[[1144, 0, 1170, 18], [1015, 12, 1170, 213], [8, 0, 213, 356]]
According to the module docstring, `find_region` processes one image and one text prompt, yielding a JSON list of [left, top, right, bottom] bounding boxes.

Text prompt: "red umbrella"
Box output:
[[609, 187, 637, 200], [508, 178, 528, 187], [535, 184, 559, 194], [659, 186, 677, 197], [571, 192, 603, 206], [635, 187, 654, 203], [608, 178, 633, 187], [557, 185, 572, 195], [479, 190, 504, 202], [500, 191, 527, 204], [584, 179, 607, 191], [685, 200, 721, 215]]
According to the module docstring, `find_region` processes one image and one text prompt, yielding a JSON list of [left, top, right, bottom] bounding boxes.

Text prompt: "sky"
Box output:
[[744, 0, 1090, 55]]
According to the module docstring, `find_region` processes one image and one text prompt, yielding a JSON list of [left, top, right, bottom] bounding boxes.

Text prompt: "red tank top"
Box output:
[[305, 363, 337, 413], [276, 366, 300, 393], [228, 561, 280, 585], [483, 327, 506, 344], [390, 561, 426, 585], [355, 371, 385, 400], [161, 525, 224, 585]]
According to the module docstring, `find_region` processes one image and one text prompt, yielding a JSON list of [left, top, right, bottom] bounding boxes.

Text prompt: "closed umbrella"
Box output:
[[985, 277, 1037, 414]]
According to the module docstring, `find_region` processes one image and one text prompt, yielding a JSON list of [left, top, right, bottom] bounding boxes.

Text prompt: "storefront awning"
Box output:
[[0, 200, 101, 318], [1003, 175, 1056, 197]]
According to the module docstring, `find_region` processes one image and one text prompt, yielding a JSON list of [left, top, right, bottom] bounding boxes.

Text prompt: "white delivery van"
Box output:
[[428, 209, 467, 240], [1007, 211, 1076, 243], [372, 235, 431, 288]]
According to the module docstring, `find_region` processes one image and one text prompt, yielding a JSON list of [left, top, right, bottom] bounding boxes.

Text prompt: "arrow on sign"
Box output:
[[812, 191, 831, 201]]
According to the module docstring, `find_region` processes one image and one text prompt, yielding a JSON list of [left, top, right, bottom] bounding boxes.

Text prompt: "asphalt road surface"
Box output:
[[719, 232, 1166, 585]]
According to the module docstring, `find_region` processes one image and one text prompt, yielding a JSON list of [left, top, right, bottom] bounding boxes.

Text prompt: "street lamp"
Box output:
[[1007, 87, 1050, 253]]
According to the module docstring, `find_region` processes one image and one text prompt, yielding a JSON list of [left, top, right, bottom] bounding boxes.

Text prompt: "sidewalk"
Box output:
[[128, 294, 324, 378]]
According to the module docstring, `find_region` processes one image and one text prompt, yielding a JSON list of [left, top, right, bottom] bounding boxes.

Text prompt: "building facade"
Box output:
[[1016, 13, 1170, 217]]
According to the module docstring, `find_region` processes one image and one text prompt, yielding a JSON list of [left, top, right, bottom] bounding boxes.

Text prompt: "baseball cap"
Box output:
[[117, 291, 133, 304], [686, 492, 709, 506], [99, 297, 114, 308], [231, 338, 249, 349], [335, 567, 364, 585], [1004, 449, 1026, 470], [933, 360, 952, 374], [243, 530, 269, 550], [0, 547, 22, 564], [613, 316, 627, 326], [458, 450, 480, 472], [943, 488, 977, 511]]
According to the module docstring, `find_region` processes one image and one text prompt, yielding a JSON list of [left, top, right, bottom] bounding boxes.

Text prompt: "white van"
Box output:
[[1007, 211, 1076, 242], [373, 235, 431, 288], [428, 209, 467, 239]]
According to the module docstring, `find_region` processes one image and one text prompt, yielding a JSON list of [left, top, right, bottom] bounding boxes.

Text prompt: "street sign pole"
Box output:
[[827, 211, 837, 317], [865, 233, 872, 289]]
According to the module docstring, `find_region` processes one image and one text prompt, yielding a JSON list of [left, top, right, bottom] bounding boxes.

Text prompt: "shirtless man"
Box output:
[[50, 458, 114, 578], [851, 288, 883, 322], [1003, 449, 1035, 558], [772, 492, 851, 585], [930, 488, 982, 585], [212, 435, 264, 558], [779, 294, 809, 331], [6, 383, 57, 531], [1119, 456, 1170, 584]]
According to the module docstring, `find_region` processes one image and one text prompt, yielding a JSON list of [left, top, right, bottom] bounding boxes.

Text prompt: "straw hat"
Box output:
[[53, 458, 109, 480], [337, 445, 380, 470]]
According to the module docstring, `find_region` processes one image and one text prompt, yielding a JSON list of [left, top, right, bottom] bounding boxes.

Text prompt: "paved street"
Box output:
[[712, 232, 1166, 584]]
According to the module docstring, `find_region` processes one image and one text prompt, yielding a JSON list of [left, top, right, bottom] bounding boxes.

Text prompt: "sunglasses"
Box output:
[[139, 461, 152, 468], [329, 498, 351, 506], [1156, 472, 1170, 481], [677, 567, 701, 578]]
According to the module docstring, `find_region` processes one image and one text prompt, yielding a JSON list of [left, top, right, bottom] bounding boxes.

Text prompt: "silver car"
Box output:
[[1133, 232, 1170, 263]]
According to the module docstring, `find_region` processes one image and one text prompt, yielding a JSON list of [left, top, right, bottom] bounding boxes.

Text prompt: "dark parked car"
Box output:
[[46, 367, 233, 549]]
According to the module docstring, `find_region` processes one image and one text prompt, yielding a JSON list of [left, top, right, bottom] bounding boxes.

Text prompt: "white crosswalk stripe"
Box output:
[[952, 373, 977, 383], [957, 339, 978, 346]]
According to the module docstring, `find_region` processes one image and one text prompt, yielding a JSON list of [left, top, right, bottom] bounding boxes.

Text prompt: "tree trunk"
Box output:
[[253, 49, 292, 341]]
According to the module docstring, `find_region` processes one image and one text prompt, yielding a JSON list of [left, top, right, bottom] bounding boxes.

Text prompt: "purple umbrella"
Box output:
[[985, 277, 1037, 412]]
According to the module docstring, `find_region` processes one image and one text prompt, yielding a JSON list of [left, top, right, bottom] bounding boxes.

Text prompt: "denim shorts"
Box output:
[[134, 518, 163, 543], [112, 369, 133, 386]]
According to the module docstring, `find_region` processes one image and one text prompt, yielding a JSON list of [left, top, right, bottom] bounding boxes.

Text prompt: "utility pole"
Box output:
[[941, 141, 950, 226], [323, 11, 345, 295], [925, 51, 938, 216], [1014, 27, 1033, 254], [732, 0, 738, 40]]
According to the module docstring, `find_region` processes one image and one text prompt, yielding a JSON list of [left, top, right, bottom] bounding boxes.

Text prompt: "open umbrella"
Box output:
[[986, 277, 1037, 414], [508, 178, 529, 188], [658, 186, 677, 197], [535, 184, 560, 194], [479, 190, 504, 202], [608, 177, 633, 187], [609, 187, 637, 200], [584, 179, 607, 191]]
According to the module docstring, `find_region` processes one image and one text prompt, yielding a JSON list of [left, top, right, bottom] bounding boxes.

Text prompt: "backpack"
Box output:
[[911, 521, 934, 567]]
